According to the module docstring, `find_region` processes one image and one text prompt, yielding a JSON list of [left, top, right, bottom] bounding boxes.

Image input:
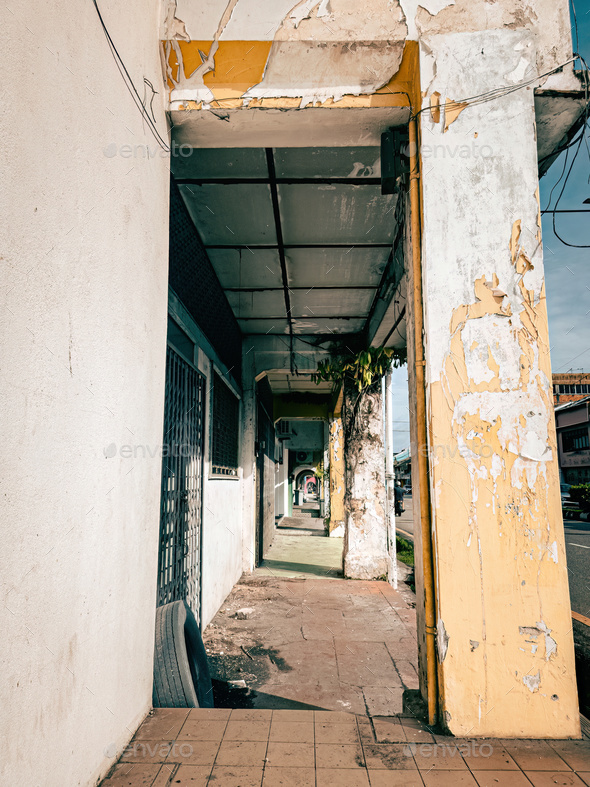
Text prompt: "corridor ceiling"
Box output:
[[173, 147, 399, 339]]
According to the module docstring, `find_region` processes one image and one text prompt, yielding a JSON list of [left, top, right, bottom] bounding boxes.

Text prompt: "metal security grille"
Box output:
[[211, 372, 239, 476], [158, 346, 205, 622], [562, 426, 590, 453]]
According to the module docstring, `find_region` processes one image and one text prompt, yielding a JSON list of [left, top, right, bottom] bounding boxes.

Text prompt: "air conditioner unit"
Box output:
[[295, 451, 313, 464], [277, 420, 293, 438]]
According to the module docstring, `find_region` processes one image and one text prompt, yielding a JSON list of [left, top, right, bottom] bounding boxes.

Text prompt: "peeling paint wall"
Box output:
[[419, 29, 579, 737], [162, 0, 576, 114]]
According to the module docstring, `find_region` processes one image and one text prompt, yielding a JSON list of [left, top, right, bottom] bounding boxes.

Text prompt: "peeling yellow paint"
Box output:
[[428, 221, 578, 736], [164, 39, 420, 112], [443, 98, 469, 132]]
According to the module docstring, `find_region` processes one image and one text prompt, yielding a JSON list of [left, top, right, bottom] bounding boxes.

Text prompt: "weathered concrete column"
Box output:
[[328, 391, 345, 537], [342, 379, 388, 579], [418, 31, 579, 736], [240, 344, 257, 572]]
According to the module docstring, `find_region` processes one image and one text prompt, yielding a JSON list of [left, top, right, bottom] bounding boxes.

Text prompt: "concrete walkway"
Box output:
[[257, 532, 344, 578], [100, 530, 590, 785]]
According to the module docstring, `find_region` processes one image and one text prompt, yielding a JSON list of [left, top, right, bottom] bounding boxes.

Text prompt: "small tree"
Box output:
[[569, 484, 590, 513], [313, 346, 406, 439]]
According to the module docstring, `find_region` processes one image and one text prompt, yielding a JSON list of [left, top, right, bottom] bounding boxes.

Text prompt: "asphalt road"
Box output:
[[395, 497, 590, 620], [564, 517, 590, 619], [395, 495, 414, 543]]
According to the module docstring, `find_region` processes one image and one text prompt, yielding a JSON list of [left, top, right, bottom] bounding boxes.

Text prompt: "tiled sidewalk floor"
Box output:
[[201, 574, 418, 715], [101, 707, 590, 786]]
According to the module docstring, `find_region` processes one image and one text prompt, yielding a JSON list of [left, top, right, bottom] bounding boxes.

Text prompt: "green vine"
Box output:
[[312, 346, 406, 393]]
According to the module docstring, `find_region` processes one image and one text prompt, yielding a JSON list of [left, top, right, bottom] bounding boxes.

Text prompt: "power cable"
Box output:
[[91, 0, 170, 152]]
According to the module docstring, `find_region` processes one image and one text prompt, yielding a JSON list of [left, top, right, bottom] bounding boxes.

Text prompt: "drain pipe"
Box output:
[[408, 115, 438, 728]]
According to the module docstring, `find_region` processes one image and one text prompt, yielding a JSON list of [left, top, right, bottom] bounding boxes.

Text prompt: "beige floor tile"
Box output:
[[373, 717, 407, 743], [119, 741, 174, 764], [215, 740, 268, 767], [207, 765, 264, 786], [271, 710, 315, 722], [367, 770, 426, 787], [262, 766, 316, 786], [315, 723, 359, 744], [472, 772, 532, 787], [548, 741, 590, 771], [504, 741, 571, 771], [401, 721, 435, 744], [524, 772, 587, 787], [224, 721, 271, 742], [362, 743, 418, 770], [230, 709, 273, 722], [132, 709, 190, 741], [176, 720, 227, 741], [186, 708, 232, 721], [167, 740, 220, 766], [314, 711, 357, 724], [152, 763, 179, 786], [315, 743, 365, 769], [169, 765, 211, 786], [412, 744, 468, 771], [266, 742, 315, 768], [269, 721, 314, 743], [421, 771, 479, 786], [316, 767, 371, 786], [459, 743, 519, 770], [101, 763, 164, 786]]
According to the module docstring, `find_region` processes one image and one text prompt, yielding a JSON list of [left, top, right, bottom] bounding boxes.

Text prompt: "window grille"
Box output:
[[562, 426, 590, 453], [211, 372, 240, 476], [158, 346, 205, 622]]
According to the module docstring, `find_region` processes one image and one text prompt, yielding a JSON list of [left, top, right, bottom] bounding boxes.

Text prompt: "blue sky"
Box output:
[[390, 5, 590, 452]]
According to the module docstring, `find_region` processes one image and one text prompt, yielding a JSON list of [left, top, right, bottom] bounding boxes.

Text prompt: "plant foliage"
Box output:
[[570, 484, 590, 512], [312, 346, 406, 393]]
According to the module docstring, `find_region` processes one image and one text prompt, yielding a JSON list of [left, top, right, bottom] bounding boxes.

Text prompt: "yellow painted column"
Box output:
[[418, 32, 579, 737], [328, 392, 345, 537]]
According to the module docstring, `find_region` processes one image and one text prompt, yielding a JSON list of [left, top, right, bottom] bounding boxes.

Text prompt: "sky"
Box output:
[[390, 3, 590, 453]]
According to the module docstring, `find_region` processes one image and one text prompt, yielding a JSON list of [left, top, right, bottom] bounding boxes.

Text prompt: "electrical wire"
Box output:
[[548, 53, 590, 247], [91, 0, 170, 152], [410, 57, 580, 120]]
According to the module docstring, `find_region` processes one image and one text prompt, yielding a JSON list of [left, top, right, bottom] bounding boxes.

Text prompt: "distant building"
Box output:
[[393, 447, 412, 489], [554, 396, 590, 485], [552, 372, 590, 405]]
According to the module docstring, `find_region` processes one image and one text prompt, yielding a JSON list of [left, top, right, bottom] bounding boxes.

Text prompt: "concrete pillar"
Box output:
[[342, 380, 388, 579], [384, 373, 398, 588], [240, 345, 257, 572], [328, 393, 345, 537], [418, 31, 579, 737]]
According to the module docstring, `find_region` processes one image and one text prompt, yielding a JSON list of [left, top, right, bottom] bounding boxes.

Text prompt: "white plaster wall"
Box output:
[[0, 2, 170, 785], [200, 360, 244, 628]]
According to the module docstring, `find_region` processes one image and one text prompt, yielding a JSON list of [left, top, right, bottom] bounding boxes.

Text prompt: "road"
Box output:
[[564, 517, 590, 620], [395, 495, 414, 543], [395, 497, 590, 621]]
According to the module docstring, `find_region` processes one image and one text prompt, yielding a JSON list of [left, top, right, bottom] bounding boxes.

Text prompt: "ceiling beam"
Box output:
[[205, 243, 393, 250], [176, 177, 381, 186], [225, 286, 378, 292], [265, 148, 294, 350]]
